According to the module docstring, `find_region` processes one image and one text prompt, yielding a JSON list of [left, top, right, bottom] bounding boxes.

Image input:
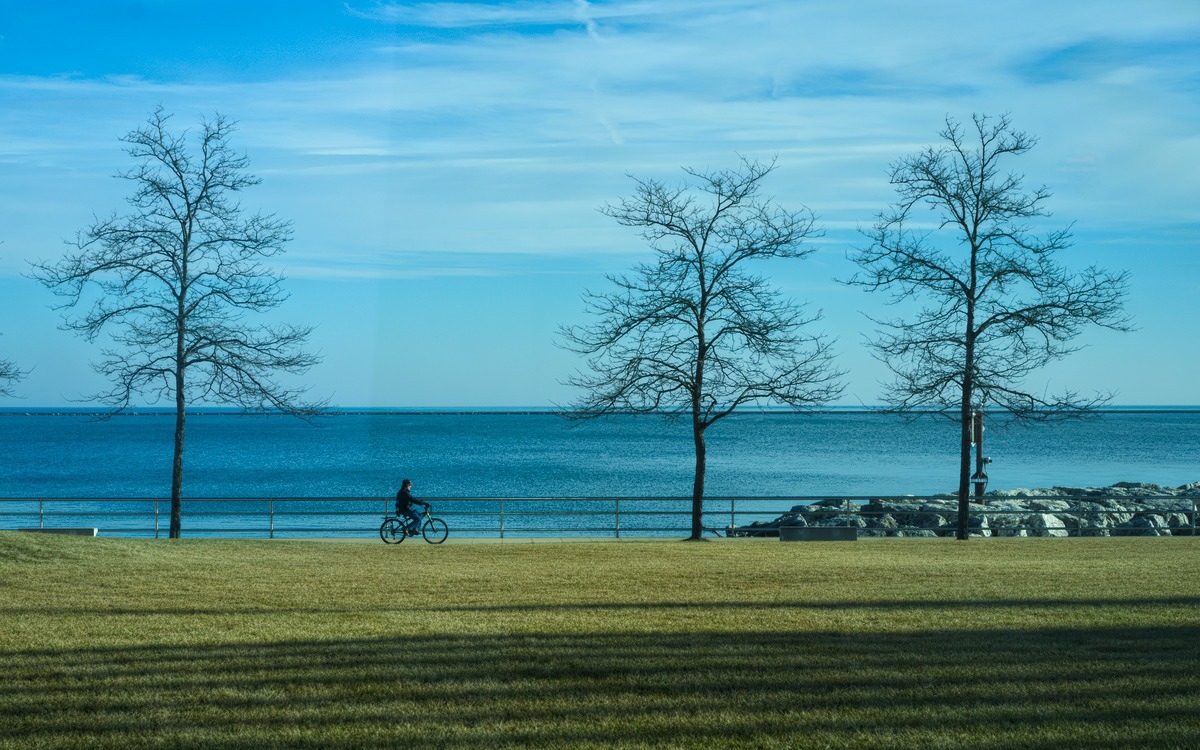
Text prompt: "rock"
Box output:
[[1047, 486, 1095, 498], [728, 520, 779, 537], [864, 512, 898, 530], [802, 499, 858, 523], [815, 513, 866, 529], [968, 513, 991, 538], [978, 499, 1029, 537], [1028, 499, 1072, 512], [1113, 481, 1163, 492], [1166, 513, 1194, 535], [866, 499, 954, 530], [894, 529, 940, 538], [1056, 502, 1120, 536], [777, 512, 807, 528], [1027, 513, 1070, 537], [1114, 514, 1172, 537], [752, 482, 1198, 539]]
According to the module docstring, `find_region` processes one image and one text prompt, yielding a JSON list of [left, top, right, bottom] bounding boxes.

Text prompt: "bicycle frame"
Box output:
[[380, 504, 448, 545]]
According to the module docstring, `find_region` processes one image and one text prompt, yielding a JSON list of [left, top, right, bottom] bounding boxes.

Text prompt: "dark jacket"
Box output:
[[395, 488, 425, 514]]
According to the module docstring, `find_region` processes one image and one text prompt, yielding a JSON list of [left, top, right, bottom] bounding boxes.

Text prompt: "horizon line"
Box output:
[[2, 405, 1199, 417]]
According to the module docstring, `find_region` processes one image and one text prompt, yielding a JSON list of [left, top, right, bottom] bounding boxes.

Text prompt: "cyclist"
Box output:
[[395, 479, 428, 535]]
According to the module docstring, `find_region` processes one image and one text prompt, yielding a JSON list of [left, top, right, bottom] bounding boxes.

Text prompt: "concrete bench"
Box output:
[[18, 528, 98, 536], [780, 526, 857, 542]]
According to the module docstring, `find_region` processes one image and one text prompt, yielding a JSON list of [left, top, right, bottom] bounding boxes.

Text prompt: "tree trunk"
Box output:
[[957, 322, 975, 540], [957, 252, 978, 541], [170, 388, 185, 539], [690, 315, 708, 541], [170, 291, 186, 539], [690, 418, 706, 540], [956, 388, 972, 540]]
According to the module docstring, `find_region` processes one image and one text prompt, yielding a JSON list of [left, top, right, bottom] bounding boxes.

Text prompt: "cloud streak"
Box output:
[[3, 0, 1198, 277]]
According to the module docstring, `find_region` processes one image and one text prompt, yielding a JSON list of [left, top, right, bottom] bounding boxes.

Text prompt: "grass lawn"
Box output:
[[0, 532, 1197, 748]]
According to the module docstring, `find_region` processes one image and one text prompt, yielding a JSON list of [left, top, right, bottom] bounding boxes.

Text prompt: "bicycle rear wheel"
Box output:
[[422, 518, 449, 544], [380, 517, 406, 544]]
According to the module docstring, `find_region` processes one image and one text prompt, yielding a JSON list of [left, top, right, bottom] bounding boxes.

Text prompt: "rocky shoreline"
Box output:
[[730, 482, 1200, 538]]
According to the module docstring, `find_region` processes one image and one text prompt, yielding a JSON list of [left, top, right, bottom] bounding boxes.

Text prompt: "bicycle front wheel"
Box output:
[[380, 517, 406, 544], [422, 518, 449, 544]]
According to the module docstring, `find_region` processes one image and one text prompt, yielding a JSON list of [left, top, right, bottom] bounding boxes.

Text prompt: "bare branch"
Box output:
[[0, 347, 26, 398]]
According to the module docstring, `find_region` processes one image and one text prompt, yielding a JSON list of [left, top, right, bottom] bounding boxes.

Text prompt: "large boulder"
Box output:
[[982, 499, 1036, 537], [865, 498, 960, 531], [1027, 513, 1070, 537], [1152, 499, 1197, 535], [1055, 501, 1124, 536], [862, 513, 899, 537], [968, 513, 991, 538], [802, 499, 859, 523], [1175, 481, 1200, 496], [1114, 514, 1173, 537], [1027, 499, 1073, 512], [814, 513, 866, 529]]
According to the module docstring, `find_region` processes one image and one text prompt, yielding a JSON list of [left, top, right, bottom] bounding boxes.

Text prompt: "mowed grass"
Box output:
[[0, 533, 1197, 749]]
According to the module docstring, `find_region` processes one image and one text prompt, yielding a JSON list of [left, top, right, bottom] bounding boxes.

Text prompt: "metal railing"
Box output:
[[0, 496, 1196, 539], [1, 496, 732, 539]]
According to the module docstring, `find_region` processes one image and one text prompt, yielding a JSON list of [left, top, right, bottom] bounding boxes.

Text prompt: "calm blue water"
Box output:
[[1, 408, 1197, 498]]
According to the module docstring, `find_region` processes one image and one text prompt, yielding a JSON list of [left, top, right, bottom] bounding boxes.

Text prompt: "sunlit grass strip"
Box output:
[[1, 534, 1197, 748]]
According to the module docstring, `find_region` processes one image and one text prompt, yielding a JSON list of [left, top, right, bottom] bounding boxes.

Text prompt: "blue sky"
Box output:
[[1, 0, 1197, 407]]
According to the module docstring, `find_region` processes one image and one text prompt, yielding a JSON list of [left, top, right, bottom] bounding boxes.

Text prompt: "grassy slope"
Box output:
[[0, 533, 1197, 748]]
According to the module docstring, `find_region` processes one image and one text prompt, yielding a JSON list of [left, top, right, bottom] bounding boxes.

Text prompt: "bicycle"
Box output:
[[380, 504, 449, 544]]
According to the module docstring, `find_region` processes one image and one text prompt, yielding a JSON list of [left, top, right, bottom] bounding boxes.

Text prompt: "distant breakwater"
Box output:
[[731, 482, 1200, 538]]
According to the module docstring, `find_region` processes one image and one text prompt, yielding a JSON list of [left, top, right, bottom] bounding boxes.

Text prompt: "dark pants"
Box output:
[[400, 507, 422, 531]]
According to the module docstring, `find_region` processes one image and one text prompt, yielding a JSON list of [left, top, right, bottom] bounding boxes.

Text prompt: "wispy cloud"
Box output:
[[344, 0, 740, 27], [344, 0, 606, 28], [4, 0, 1199, 277]]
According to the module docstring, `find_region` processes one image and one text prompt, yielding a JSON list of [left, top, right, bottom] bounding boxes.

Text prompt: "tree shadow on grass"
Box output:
[[1, 623, 1198, 748], [5, 595, 1200, 618]]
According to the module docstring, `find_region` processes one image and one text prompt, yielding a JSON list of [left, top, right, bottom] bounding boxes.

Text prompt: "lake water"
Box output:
[[2, 408, 1197, 498], [1, 408, 1196, 536]]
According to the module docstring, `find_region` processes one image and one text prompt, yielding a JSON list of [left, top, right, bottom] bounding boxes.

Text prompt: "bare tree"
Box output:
[[847, 114, 1130, 539], [560, 158, 844, 540], [31, 108, 324, 538]]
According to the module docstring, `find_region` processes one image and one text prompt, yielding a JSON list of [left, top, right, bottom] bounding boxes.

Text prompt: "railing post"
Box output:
[[615, 497, 620, 539], [269, 498, 274, 539], [39, 498, 44, 529], [154, 499, 160, 539], [499, 497, 505, 539], [730, 496, 735, 534]]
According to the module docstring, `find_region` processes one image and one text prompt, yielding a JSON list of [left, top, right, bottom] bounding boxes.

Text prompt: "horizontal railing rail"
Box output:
[[0, 495, 1195, 539]]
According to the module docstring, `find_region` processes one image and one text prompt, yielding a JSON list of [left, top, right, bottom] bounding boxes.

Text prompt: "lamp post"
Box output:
[[971, 408, 991, 502]]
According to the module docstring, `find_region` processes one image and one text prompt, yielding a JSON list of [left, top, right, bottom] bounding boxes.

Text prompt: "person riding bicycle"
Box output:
[[395, 479, 428, 535]]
